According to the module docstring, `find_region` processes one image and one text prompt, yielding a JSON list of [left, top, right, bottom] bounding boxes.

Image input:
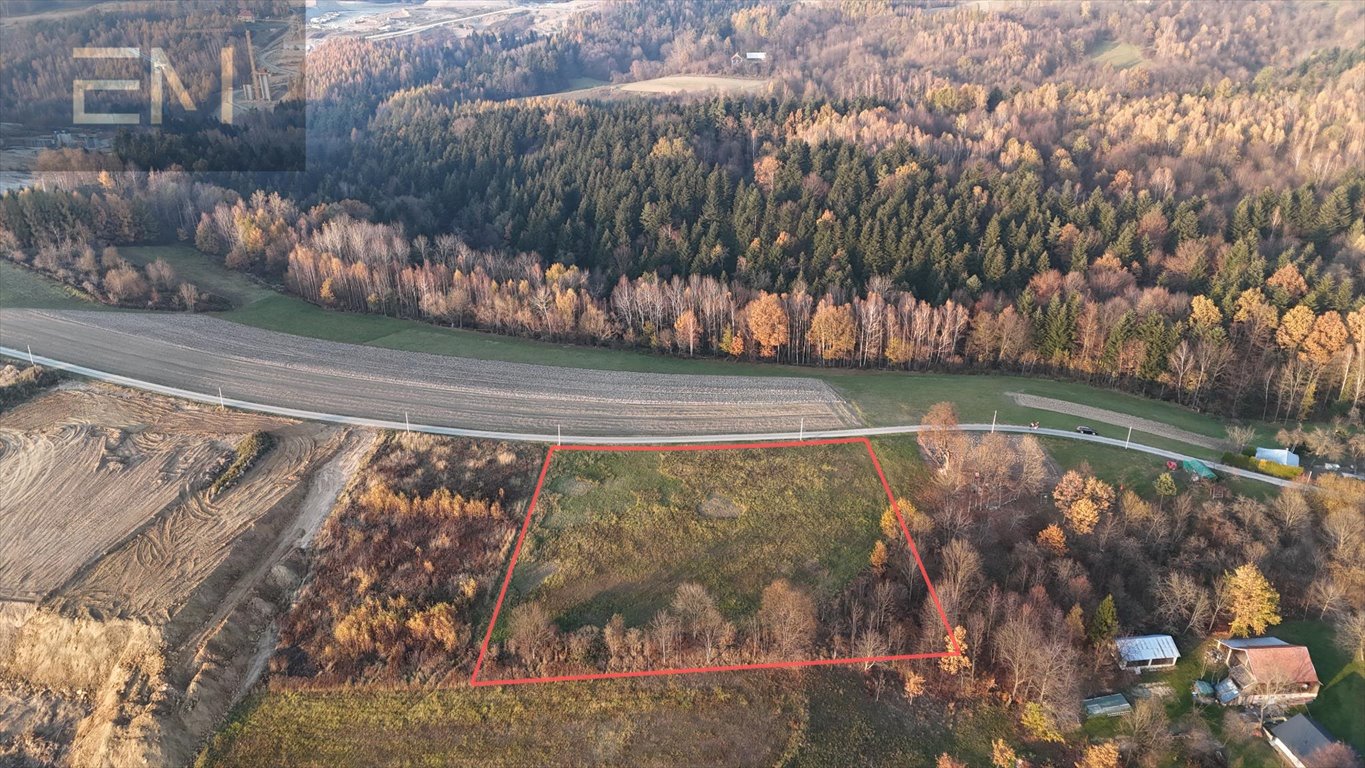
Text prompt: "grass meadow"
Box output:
[[196, 675, 806, 768], [197, 668, 1021, 768], [501, 442, 889, 631]]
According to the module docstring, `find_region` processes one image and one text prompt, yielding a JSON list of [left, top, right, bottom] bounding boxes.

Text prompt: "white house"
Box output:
[[1255, 447, 1300, 467]]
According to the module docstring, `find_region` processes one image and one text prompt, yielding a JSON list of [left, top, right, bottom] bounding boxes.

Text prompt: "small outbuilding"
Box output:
[[1083, 693, 1132, 718], [1116, 634, 1181, 672], [1255, 447, 1300, 467], [1182, 458, 1218, 481], [1267, 714, 1339, 768]]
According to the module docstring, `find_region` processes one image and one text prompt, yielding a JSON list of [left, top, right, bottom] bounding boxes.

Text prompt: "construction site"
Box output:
[[0, 374, 373, 766], [304, 0, 598, 47]]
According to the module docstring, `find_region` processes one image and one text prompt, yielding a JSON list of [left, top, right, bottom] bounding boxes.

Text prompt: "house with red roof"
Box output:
[[1214, 637, 1320, 708]]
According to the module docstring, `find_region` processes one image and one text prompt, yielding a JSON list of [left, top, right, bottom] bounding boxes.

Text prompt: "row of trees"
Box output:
[[278, 213, 1365, 420], [1, 234, 212, 311], [499, 578, 826, 676], [3, 170, 1362, 421]]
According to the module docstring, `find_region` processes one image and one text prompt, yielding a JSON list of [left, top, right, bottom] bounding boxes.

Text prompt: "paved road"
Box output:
[[0, 309, 863, 436], [1, 315, 1300, 489]]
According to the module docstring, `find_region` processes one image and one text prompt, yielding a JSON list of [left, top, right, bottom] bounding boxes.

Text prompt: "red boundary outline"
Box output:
[[470, 436, 962, 686]]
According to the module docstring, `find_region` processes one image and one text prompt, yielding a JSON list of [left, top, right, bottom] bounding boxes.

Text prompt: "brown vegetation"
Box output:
[[273, 434, 543, 685]]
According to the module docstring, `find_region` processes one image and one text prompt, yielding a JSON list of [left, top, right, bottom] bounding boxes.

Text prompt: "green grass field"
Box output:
[[1275, 620, 1365, 752], [789, 669, 1013, 767], [197, 676, 805, 768], [4, 246, 1291, 456], [118, 245, 277, 308], [0, 261, 107, 311], [503, 443, 888, 630], [197, 667, 1025, 768], [1090, 39, 1145, 69]]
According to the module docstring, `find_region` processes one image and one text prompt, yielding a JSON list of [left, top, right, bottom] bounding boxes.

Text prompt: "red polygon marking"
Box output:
[[470, 436, 962, 686]]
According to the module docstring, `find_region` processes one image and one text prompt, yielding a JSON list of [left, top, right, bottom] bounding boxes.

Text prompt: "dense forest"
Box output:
[[2, 0, 1364, 423]]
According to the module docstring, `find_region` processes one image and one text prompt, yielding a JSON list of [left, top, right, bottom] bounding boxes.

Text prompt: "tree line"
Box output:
[[3, 171, 1363, 421]]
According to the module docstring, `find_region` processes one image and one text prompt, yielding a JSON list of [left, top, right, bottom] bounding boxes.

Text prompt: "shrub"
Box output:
[[1220, 452, 1304, 480], [209, 431, 274, 496], [0, 364, 60, 410]]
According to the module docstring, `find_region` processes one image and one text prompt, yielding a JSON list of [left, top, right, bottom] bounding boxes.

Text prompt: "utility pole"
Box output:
[[991, 410, 997, 433], [405, 411, 410, 433], [799, 417, 805, 441], [557, 424, 562, 446], [27, 345, 35, 366], [1125, 425, 1132, 449], [218, 387, 225, 410]]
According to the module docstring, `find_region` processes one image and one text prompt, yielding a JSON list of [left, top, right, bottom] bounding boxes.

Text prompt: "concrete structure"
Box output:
[[1215, 638, 1320, 708], [1116, 634, 1181, 672]]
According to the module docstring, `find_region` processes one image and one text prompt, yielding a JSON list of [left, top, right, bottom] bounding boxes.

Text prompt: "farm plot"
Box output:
[[514, 443, 889, 626], [51, 422, 348, 626], [2, 308, 860, 435], [476, 439, 954, 684]]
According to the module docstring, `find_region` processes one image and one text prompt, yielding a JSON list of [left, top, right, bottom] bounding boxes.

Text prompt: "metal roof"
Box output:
[[1219, 637, 1292, 650], [1255, 447, 1300, 467], [1270, 715, 1336, 761], [1116, 634, 1181, 662], [1241, 646, 1320, 686], [1083, 694, 1132, 718]]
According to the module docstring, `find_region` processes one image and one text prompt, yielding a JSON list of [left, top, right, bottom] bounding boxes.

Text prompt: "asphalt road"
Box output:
[[0, 308, 1301, 489], [0, 309, 860, 436]]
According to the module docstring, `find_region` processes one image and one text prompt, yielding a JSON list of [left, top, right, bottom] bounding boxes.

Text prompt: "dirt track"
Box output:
[[1008, 392, 1227, 450], [0, 309, 860, 436]]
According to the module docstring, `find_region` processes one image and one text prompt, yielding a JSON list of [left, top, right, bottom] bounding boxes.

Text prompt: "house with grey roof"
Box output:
[[1267, 714, 1341, 768]]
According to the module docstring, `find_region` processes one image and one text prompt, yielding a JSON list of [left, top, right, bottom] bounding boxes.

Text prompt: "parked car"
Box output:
[[1075, 425, 1098, 435]]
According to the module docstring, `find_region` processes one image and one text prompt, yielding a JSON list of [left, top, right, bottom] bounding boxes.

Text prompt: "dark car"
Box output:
[[1075, 426, 1098, 435]]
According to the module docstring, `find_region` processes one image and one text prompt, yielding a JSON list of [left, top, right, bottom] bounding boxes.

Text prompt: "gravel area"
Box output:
[[0, 309, 861, 436], [1009, 392, 1226, 450]]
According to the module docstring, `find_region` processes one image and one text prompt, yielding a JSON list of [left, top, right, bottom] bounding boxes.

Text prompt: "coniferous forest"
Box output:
[[3, 0, 1364, 422]]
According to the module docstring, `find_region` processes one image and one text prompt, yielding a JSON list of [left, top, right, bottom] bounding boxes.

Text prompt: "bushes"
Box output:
[[0, 364, 60, 411], [209, 431, 274, 496], [1220, 452, 1305, 480]]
